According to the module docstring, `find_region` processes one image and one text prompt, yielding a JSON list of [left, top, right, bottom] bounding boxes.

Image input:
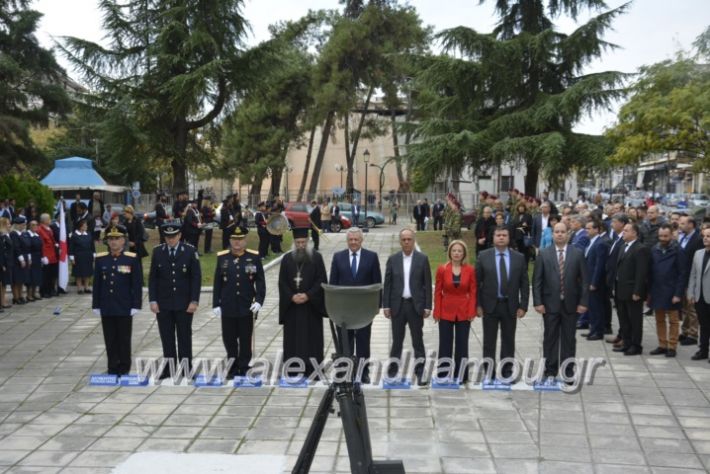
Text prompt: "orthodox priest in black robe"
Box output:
[[278, 227, 328, 377]]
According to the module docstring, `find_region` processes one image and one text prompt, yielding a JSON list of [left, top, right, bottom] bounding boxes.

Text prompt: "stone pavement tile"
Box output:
[[592, 448, 646, 465], [488, 443, 538, 459], [38, 435, 96, 451], [67, 451, 131, 468], [57, 424, 111, 438], [136, 438, 191, 452], [631, 414, 680, 427], [646, 451, 703, 469], [635, 426, 687, 438], [17, 450, 79, 467], [587, 422, 637, 437], [673, 407, 710, 417], [685, 428, 710, 441], [540, 445, 591, 463], [441, 456, 496, 473], [0, 435, 51, 451], [639, 437, 695, 453], [88, 436, 144, 452], [59, 468, 113, 474], [198, 427, 248, 440], [0, 451, 30, 466], [539, 420, 586, 434], [103, 425, 155, 438], [539, 433, 589, 448], [436, 430, 486, 444], [4, 467, 61, 474], [629, 404, 673, 416], [483, 430, 534, 444], [692, 441, 710, 454], [493, 459, 538, 474], [650, 468, 707, 474], [237, 440, 289, 455], [539, 461, 594, 474], [594, 465, 651, 474], [152, 426, 203, 439], [187, 439, 238, 454], [700, 454, 710, 470], [437, 442, 489, 458]]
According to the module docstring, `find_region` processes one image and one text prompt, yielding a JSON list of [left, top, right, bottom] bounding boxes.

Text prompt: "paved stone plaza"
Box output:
[[1, 229, 710, 473]]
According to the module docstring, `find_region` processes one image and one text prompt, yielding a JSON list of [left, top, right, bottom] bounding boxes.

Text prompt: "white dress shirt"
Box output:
[[402, 251, 413, 298]]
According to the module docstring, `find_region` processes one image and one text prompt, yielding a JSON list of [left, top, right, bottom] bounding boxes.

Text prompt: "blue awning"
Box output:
[[41, 157, 127, 192]]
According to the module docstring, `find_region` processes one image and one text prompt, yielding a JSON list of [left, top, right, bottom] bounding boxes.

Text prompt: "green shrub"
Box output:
[[0, 175, 55, 214]]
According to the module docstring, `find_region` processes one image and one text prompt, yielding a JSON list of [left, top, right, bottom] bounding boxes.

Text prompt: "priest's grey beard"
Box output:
[[292, 243, 313, 265]]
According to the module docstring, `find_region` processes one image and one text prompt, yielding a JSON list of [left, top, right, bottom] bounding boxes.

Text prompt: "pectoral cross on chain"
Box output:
[[294, 271, 303, 289]]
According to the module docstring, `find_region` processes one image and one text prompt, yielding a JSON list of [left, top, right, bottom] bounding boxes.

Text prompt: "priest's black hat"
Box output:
[[292, 227, 309, 239]]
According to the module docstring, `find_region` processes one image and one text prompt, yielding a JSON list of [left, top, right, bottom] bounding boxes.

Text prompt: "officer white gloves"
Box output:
[[92, 309, 101, 316], [212, 307, 222, 317], [41, 257, 48, 265], [70, 256, 75, 264], [250, 302, 262, 313], [130, 309, 139, 316]]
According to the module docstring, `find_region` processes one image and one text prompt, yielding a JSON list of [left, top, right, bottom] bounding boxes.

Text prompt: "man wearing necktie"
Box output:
[[533, 222, 589, 379], [678, 215, 703, 347], [475, 225, 529, 380], [148, 223, 202, 379], [604, 214, 629, 345], [686, 227, 710, 361], [329, 227, 382, 384], [613, 223, 651, 355]]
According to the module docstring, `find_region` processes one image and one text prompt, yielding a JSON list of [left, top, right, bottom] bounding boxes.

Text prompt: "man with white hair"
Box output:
[[329, 227, 382, 383], [278, 227, 327, 377]]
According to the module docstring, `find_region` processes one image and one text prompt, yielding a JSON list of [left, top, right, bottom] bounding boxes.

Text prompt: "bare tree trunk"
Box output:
[[307, 110, 335, 199], [524, 161, 540, 197], [346, 86, 374, 201], [269, 166, 283, 202], [390, 111, 405, 191], [297, 125, 317, 202], [344, 114, 352, 197], [250, 172, 265, 203]]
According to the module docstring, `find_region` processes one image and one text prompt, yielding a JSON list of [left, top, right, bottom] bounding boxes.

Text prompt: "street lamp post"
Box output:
[[335, 164, 344, 188], [369, 157, 396, 213], [284, 166, 293, 202], [363, 149, 370, 233]]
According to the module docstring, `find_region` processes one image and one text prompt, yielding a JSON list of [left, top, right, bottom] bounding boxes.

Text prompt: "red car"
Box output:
[[284, 202, 351, 233]]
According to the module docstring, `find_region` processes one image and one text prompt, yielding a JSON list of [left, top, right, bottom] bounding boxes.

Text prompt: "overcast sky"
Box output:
[[34, 0, 709, 135]]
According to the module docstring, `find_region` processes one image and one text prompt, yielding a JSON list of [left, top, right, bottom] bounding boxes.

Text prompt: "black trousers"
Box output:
[[184, 232, 199, 249], [347, 322, 372, 379], [311, 228, 319, 251], [203, 228, 213, 253], [269, 233, 282, 253], [257, 231, 270, 258], [437, 319, 471, 382], [588, 288, 606, 338], [41, 263, 57, 297], [433, 216, 443, 231], [415, 219, 425, 231], [101, 315, 132, 375], [542, 307, 577, 377], [157, 310, 193, 371], [482, 301, 517, 377], [617, 297, 644, 349], [221, 228, 230, 250], [696, 298, 710, 353], [221, 315, 253, 375], [388, 299, 426, 379], [604, 293, 613, 332]]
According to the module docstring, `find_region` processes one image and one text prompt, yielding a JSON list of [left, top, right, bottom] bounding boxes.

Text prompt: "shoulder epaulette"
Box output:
[[95, 251, 108, 258], [124, 251, 137, 257], [246, 249, 259, 255], [217, 249, 230, 256], [153, 243, 164, 249], [184, 242, 195, 248]]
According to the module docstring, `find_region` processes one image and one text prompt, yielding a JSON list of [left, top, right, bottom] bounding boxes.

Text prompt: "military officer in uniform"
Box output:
[[212, 226, 266, 378], [148, 223, 202, 378], [92, 224, 143, 375]]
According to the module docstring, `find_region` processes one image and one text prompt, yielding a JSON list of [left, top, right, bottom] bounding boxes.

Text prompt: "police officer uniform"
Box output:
[[254, 204, 269, 259], [92, 225, 143, 375], [148, 223, 202, 377], [212, 227, 266, 378]]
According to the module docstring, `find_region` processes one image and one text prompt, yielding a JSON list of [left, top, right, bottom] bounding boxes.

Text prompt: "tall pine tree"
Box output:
[[59, 0, 254, 192], [408, 0, 628, 194], [0, 0, 70, 170]]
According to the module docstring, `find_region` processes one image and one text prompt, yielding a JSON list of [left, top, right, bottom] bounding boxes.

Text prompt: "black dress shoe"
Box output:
[[691, 351, 708, 361], [679, 335, 689, 343], [649, 347, 667, 355], [576, 324, 589, 330], [587, 334, 603, 341], [613, 346, 630, 353], [665, 349, 676, 358], [681, 337, 698, 346], [624, 346, 642, 356], [606, 336, 621, 344], [581, 333, 590, 338]]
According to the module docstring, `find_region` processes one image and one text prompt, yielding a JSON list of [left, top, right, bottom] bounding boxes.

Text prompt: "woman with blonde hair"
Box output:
[[433, 239, 477, 383]]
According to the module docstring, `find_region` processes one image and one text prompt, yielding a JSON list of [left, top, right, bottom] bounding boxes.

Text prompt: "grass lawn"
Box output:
[[124, 229, 293, 286]]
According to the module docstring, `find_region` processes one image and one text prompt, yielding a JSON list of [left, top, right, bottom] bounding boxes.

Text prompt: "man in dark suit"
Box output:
[[383, 228, 432, 384], [432, 200, 445, 231], [148, 223, 202, 378], [475, 225, 529, 380], [413, 200, 425, 231], [614, 222, 651, 355], [570, 216, 590, 250], [679, 215, 703, 346], [531, 201, 552, 249], [605, 214, 628, 344], [329, 227, 382, 383], [422, 199, 431, 229], [582, 219, 609, 340], [687, 226, 710, 361], [533, 222, 589, 378]]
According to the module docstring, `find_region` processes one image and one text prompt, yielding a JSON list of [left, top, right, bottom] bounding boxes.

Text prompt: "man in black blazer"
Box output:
[[614, 222, 651, 355], [531, 201, 552, 249], [533, 222, 589, 378], [329, 227, 382, 383], [383, 229, 432, 384], [476, 225, 529, 379], [679, 215, 703, 346], [604, 213, 628, 344], [413, 200, 425, 231]]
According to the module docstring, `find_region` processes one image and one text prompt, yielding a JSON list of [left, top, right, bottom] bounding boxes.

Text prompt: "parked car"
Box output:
[[689, 194, 710, 208], [336, 202, 385, 228], [284, 202, 351, 233]]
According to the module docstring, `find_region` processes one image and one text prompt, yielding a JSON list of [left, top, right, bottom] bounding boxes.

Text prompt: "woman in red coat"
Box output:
[[434, 240, 477, 383]]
